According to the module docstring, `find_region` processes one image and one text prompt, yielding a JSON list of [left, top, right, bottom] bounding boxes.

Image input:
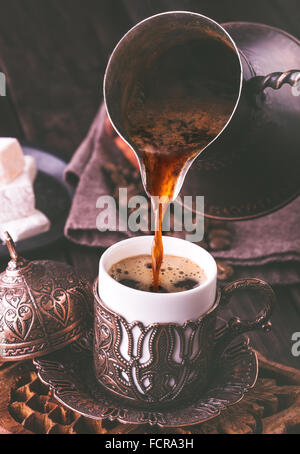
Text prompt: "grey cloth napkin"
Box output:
[[64, 104, 300, 285], [64, 104, 142, 247], [213, 196, 300, 285]]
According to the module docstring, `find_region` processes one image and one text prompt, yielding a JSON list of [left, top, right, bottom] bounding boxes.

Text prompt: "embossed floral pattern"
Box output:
[[93, 294, 217, 406], [0, 259, 91, 360]]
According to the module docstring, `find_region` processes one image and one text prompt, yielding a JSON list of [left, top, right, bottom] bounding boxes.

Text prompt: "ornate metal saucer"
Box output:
[[33, 326, 258, 428]]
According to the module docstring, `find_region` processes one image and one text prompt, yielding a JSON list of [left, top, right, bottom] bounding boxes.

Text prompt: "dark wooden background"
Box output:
[[0, 0, 300, 371]]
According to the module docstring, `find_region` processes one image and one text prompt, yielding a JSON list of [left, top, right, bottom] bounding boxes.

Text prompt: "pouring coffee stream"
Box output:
[[105, 16, 241, 290]]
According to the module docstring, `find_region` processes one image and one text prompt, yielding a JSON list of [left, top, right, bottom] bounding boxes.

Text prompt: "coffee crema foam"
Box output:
[[109, 254, 206, 293]]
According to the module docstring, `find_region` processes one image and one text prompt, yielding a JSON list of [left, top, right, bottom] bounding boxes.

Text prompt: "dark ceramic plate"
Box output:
[[0, 146, 73, 258], [34, 330, 258, 428]]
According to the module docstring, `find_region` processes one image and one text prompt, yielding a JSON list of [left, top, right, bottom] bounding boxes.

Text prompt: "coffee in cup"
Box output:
[[108, 254, 206, 293]]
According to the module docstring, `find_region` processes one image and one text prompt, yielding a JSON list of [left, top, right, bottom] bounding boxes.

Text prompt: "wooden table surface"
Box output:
[[0, 0, 299, 377]]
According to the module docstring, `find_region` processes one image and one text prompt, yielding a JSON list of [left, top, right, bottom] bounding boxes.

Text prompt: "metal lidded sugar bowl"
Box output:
[[0, 232, 92, 361]]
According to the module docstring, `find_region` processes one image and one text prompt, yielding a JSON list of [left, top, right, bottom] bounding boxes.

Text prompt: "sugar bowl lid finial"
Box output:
[[4, 231, 18, 261]]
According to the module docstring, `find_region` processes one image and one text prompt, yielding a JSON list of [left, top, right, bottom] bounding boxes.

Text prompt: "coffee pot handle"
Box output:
[[214, 278, 276, 359], [248, 70, 300, 96]]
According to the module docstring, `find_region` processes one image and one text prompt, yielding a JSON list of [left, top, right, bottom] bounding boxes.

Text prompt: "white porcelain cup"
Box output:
[[98, 235, 217, 325]]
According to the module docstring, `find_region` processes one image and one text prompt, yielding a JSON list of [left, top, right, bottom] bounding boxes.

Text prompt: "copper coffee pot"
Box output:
[[104, 11, 300, 220]]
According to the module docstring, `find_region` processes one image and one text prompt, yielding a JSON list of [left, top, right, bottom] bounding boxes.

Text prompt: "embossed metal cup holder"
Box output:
[[93, 277, 276, 409]]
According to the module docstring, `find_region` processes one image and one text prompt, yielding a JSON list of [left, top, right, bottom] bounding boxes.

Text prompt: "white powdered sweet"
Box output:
[[0, 138, 25, 185], [0, 156, 37, 223], [0, 140, 51, 242], [0, 210, 51, 242], [24, 155, 37, 184]]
